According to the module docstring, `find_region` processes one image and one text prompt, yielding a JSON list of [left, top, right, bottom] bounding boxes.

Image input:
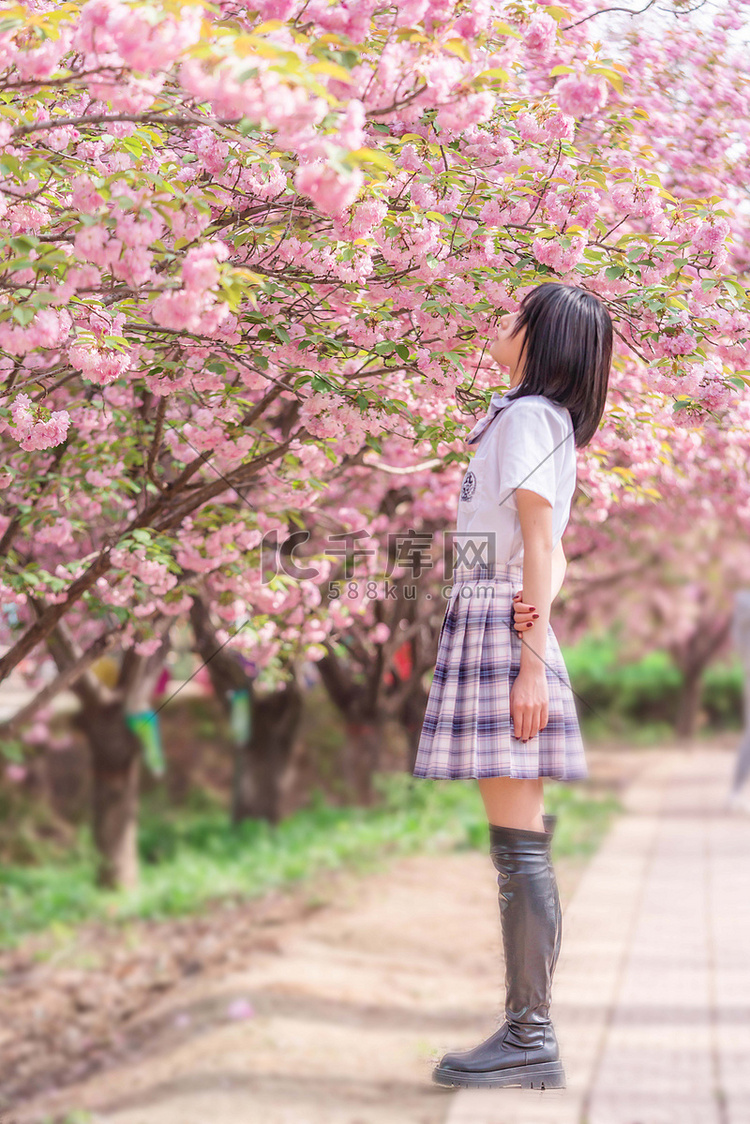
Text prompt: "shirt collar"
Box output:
[[465, 387, 519, 445]]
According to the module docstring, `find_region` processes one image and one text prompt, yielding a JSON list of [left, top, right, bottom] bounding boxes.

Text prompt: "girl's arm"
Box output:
[[515, 489, 553, 675], [551, 538, 567, 602], [512, 538, 566, 633]]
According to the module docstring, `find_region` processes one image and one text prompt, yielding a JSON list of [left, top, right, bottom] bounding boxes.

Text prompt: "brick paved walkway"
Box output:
[[21, 746, 749, 1124], [448, 746, 750, 1124]]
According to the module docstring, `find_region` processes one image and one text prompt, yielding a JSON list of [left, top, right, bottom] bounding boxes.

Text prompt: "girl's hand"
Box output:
[[512, 590, 540, 635], [510, 666, 549, 742]]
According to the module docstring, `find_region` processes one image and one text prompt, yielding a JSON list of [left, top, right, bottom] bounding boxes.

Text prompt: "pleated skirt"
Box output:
[[412, 561, 588, 781]]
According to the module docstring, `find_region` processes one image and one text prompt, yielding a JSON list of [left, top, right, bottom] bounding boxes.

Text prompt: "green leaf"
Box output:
[[346, 146, 397, 174], [544, 5, 572, 21], [723, 278, 747, 302], [473, 67, 510, 84], [9, 235, 39, 251], [10, 305, 36, 326], [0, 739, 25, 764], [605, 265, 625, 280], [442, 38, 472, 61], [491, 19, 522, 37]]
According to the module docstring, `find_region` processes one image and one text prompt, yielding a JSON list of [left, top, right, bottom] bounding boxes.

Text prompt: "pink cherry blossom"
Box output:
[[295, 161, 364, 217], [8, 393, 71, 451], [69, 343, 132, 385], [555, 73, 608, 117], [524, 13, 557, 56]]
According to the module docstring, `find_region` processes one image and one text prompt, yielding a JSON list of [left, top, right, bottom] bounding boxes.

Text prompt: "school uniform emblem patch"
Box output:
[[460, 470, 477, 501]]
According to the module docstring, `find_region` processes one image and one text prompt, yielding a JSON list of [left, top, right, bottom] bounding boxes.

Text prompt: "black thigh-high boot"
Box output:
[[432, 814, 565, 1089]]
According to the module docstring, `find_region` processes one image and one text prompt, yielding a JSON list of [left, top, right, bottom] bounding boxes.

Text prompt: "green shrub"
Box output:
[[564, 632, 743, 740], [0, 771, 619, 949]]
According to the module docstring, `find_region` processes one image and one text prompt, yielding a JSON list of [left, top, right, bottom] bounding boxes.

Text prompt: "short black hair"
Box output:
[[505, 282, 613, 448]]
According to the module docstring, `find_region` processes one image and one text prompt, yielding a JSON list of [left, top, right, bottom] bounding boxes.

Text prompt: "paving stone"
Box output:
[[449, 748, 750, 1124]]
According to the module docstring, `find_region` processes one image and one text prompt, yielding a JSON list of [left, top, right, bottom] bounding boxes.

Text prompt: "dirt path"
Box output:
[[7, 747, 654, 1124]]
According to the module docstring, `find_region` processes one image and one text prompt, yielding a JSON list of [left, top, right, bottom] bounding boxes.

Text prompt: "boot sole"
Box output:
[[432, 1059, 566, 1090]]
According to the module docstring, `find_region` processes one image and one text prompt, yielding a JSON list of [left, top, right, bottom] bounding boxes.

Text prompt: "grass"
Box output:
[[0, 773, 621, 951]]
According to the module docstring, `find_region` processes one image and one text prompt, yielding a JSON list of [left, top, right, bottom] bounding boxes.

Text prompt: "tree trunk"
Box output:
[[44, 619, 171, 890], [75, 702, 142, 889], [399, 684, 430, 774], [675, 665, 704, 739], [232, 678, 303, 824], [342, 718, 382, 805], [670, 613, 732, 740], [315, 645, 386, 805], [190, 596, 302, 825]]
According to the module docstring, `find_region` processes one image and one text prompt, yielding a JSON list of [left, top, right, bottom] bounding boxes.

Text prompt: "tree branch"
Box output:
[[0, 624, 123, 740]]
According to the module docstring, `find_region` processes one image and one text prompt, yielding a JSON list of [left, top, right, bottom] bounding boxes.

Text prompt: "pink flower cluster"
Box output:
[[73, 220, 157, 288], [188, 126, 229, 175], [236, 161, 287, 202], [658, 331, 697, 357], [151, 241, 231, 331], [332, 99, 367, 151], [524, 13, 557, 57], [170, 202, 211, 242], [610, 178, 663, 221], [299, 391, 386, 455], [555, 73, 608, 118], [109, 546, 178, 596], [70, 174, 105, 213], [182, 243, 227, 291], [295, 161, 364, 217], [13, 26, 73, 80], [532, 234, 588, 271], [517, 110, 575, 144], [179, 56, 329, 155], [692, 217, 731, 255], [346, 198, 389, 237], [435, 92, 495, 136], [68, 341, 132, 385], [73, 0, 202, 73], [36, 519, 74, 547], [0, 308, 71, 357], [7, 392, 70, 451]]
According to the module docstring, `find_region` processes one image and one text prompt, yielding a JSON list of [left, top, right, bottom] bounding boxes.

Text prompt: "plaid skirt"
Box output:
[[412, 561, 588, 781]]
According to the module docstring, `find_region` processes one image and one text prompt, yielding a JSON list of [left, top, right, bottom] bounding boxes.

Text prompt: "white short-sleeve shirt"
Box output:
[[456, 391, 577, 567]]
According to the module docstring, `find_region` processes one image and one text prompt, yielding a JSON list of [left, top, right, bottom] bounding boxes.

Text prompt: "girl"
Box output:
[[413, 281, 613, 1090]]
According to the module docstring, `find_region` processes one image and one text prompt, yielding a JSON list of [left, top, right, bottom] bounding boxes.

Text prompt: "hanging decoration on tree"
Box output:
[[126, 710, 166, 776], [228, 688, 252, 747]]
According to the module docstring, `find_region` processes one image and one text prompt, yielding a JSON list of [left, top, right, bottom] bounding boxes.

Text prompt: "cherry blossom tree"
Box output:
[[2, 0, 746, 675], [1, 0, 750, 884], [555, 359, 750, 738]]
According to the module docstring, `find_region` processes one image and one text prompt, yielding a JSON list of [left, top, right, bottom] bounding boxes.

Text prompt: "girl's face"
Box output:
[[488, 308, 526, 385]]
